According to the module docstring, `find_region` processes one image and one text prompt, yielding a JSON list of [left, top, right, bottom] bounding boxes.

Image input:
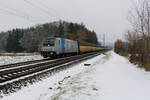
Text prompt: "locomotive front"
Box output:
[[40, 37, 56, 58]]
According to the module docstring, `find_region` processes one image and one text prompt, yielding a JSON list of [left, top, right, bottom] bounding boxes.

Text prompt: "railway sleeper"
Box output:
[[0, 52, 101, 83]]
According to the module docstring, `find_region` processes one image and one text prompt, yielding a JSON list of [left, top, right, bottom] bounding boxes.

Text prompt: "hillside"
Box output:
[[0, 21, 98, 53]]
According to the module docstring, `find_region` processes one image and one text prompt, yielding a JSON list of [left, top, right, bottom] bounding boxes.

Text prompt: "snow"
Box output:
[[0, 55, 43, 65], [1, 51, 150, 100]]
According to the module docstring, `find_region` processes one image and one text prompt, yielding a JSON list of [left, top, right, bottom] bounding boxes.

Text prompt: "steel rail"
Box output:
[[0, 52, 100, 83], [0, 59, 50, 70]]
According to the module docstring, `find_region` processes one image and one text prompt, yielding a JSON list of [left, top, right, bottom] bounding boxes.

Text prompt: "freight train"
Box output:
[[40, 37, 106, 58]]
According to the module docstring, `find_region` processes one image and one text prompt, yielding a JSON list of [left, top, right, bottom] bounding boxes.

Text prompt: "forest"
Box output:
[[0, 21, 99, 53]]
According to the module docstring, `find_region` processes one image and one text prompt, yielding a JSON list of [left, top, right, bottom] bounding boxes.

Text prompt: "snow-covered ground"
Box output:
[[1, 51, 150, 100], [0, 55, 43, 65]]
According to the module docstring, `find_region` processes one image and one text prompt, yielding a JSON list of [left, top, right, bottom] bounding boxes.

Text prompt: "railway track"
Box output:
[[0, 52, 103, 87], [0, 51, 107, 97], [0, 58, 50, 70]]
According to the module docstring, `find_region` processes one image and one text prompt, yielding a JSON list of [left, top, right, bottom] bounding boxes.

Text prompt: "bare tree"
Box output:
[[126, 0, 150, 70]]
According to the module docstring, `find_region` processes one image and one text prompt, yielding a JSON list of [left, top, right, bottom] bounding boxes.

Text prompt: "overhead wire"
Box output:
[[0, 0, 66, 25], [1, 3, 30, 17], [0, 1, 59, 24], [0, 1, 39, 24], [23, 0, 61, 20], [36, 0, 66, 21], [0, 8, 36, 23]]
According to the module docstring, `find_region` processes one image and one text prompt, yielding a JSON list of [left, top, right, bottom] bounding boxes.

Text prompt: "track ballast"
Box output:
[[0, 51, 107, 97], [0, 52, 100, 84]]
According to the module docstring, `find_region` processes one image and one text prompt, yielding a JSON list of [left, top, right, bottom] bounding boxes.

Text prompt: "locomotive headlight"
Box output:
[[50, 52, 53, 55]]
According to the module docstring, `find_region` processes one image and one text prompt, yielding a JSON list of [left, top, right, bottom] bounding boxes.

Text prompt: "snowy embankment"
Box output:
[[2, 51, 150, 100], [0, 55, 43, 65]]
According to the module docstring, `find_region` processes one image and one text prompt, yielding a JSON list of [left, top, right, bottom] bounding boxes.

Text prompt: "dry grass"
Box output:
[[117, 53, 129, 59]]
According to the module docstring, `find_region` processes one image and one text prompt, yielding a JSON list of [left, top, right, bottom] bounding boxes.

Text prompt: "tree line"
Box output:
[[115, 0, 150, 71], [114, 40, 128, 55], [0, 21, 99, 53]]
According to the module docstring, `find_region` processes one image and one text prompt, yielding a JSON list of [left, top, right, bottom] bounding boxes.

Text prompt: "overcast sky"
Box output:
[[0, 0, 133, 43]]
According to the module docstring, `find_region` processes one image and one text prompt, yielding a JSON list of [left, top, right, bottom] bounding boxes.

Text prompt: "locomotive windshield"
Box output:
[[43, 38, 55, 46]]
